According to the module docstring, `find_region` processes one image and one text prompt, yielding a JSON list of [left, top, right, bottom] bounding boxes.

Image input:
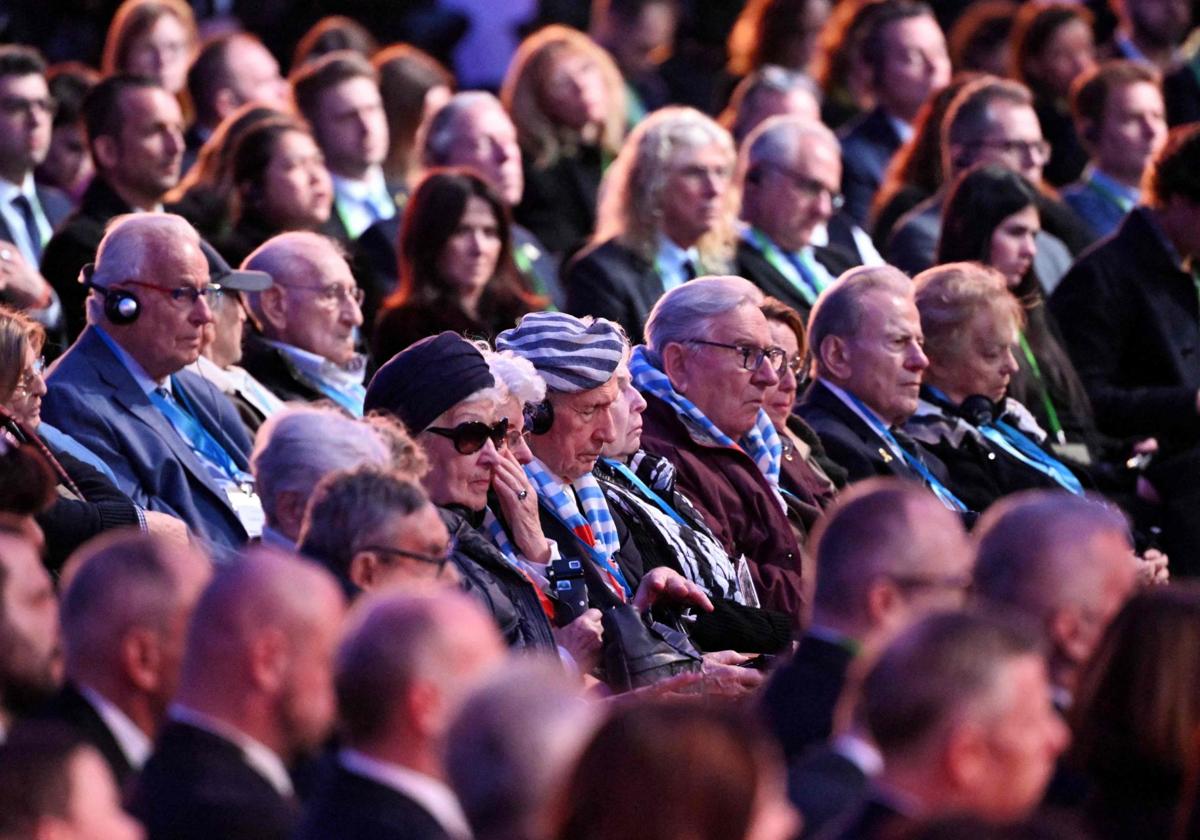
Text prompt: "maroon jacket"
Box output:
[[638, 393, 806, 622]]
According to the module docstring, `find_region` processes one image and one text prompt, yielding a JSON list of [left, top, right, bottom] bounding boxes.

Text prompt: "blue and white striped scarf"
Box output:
[[482, 506, 541, 579], [523, 457, 630, 598], [629, 345, 784, 498]]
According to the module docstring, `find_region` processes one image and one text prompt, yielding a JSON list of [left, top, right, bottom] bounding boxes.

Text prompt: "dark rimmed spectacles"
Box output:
[[685, 339, 787, 375], [355, 544, 452, 575], [426, 418, 509, 455], [758, 162, 845, 211]]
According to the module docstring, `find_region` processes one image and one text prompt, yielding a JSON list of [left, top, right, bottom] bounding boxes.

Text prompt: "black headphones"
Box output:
[[524, 399, 554, 435], [958, 394, 1001, 427], [79, 263, 141, 325]]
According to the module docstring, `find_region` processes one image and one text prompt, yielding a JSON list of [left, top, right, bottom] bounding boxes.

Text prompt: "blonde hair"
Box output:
[[0, 306, 43, 404], [500, 25, 626, 170], [594, 106, 738, 270], [912, 261, 1025, 363]]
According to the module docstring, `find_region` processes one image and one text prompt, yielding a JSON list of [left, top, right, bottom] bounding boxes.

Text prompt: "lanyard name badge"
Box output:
[[748, 228, 823, 305]]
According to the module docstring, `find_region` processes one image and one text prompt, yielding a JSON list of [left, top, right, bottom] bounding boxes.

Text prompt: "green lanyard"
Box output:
[[1017, 331, 1065, 444], [1084, 175, 1135, 214], [747, 228, 823, 305]]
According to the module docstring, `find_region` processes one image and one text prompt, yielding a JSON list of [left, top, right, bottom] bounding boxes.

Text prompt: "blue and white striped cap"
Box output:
[[496, 312, 627, 393]]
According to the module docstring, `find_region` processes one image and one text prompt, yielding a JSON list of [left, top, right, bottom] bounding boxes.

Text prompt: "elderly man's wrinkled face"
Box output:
[[600, 357, 647, 460], [746, 136, 841, 254], [669, 303, 780, 439], [0, 534, 62, 717], [268, 248, 363, 365], [966, 654, 1070, 822], [110, 238, 213, 381], [831, 289, 928, 427], [529, 377, 619, 482], [441, 103, 525, 206], [420, 397, 505, 511]]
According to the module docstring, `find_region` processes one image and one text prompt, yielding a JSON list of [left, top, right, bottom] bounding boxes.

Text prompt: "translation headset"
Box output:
[[524, 398, 554, 435], [957, 394, 1002, 427], [80, 263, 141, 325]]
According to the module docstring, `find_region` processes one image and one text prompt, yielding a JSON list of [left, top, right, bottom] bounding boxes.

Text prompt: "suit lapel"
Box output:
[[806, 381, 920, 479]]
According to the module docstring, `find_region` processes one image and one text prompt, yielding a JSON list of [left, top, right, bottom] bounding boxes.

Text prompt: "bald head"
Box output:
[[178, 549, 345, 757], [812, 478, 972, 644], [974, 491, 1138, 687], [60, 532, 211, 717]]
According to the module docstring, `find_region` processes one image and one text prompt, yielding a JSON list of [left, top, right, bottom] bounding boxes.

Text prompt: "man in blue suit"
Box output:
[[42, 212, 268, 555]]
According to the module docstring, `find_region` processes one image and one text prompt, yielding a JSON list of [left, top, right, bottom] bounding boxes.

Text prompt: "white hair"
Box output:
[[419, 91, 508, 167], [485, 350, 547, 406], [87, 212, 203, 323], [739, 114, 839, 180], [250, 406, 390, 526]]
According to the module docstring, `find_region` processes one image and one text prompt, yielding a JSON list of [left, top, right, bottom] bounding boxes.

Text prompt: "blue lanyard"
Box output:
[[279, 354, 365, 417], [150, 379, 252, 485], [979, 420, 1084, 494], [601, 458, 687, 527], [844, 391, 968, 513]]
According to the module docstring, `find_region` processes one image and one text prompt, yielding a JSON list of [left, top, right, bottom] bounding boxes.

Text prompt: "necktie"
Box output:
[[11, 194, 42, 263], [681, 258, 697, 282]]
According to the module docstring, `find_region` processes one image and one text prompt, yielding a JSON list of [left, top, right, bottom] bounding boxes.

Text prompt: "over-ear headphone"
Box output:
[[79, 263, 141, 325], [958, 394, 1000, 427], [524, 398, 554, 435]]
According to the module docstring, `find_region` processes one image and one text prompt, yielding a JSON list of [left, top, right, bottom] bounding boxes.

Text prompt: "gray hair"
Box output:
[[727, 66, 822, 143], [594, 106, 738, 269], [484, 348, 547, 406], [739, 114, 838, 182], [419, 91, 507, 167], [88, 213, 202, 323], [242, 230, 348, 328], [973, 491, 1132, 620], [296, 466, 431, 579], [250, 406, 390, 527], [644, 275, 764, 365], [446, 658, 599, 840], [807, 265, 912, 379]]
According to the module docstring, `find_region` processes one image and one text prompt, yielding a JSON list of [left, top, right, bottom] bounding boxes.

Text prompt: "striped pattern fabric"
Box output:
[[496, 312, 626, 393]]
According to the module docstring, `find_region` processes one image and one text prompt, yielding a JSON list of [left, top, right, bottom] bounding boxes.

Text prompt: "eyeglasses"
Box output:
[[284, 282, 365, 308], [505, 426, 532, 449], [13, 355, 45, 396], [0, 96, 57, 119], [355, 544, 451, 575], [759, 162, 845, 211], [119, 279, 224, 306], [970, 138, 1051, 162], [782, 352, 804, 377], [685, 339, 787, 375], [426, 418, 509, 455]]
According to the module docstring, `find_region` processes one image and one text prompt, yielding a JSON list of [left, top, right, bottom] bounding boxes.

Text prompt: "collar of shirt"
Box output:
[[1087, 165, 1140, 208], [885, 113, 914, 144], [339, 749, 473, 840], [78, 684, 152, 769], [186, 356, 285, 418], [0, 173, 49, 263], [169, 704, 294, 797], [656, 233, 699, 285], [819, 379, 911, 463], [265, 339, 366, 393], [331, 167, 395, 236], [93, 324, 169, 394], [832, 732, 884, 778]]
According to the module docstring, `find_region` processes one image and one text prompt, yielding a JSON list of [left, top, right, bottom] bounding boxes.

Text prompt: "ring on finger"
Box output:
[[517, 489, 528, 501]]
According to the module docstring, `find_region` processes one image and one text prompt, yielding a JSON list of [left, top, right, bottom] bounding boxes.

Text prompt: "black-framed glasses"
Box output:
[[758, 162, 845, 211], [685, 340, 787, 375], [120, 279, 224, 306], [426, 418, 509, 455], [969, 138, 1051, 162], [0, 95, 57, 119], [13, 355, 45, 396], [356, 544, 451, 575]]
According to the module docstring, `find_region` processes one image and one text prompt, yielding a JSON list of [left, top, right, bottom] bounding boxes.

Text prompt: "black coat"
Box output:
[[760, 633, 856, 764], [129, 721, 299, 840], [239, 332, 325, 405], [564, 237, 662, 343], [514, 144, 603, 257], [40, 177, 133, 341], [295, 763, 451, 840], [21, 683, 134, 789], [734, 238, 859, 321]]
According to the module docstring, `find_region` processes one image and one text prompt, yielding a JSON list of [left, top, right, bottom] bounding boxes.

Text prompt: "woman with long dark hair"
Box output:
[[371, 169, 543, 365]]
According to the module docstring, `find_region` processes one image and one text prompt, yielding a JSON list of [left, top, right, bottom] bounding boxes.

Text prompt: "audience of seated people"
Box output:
[[3, 3, 1200, 838]]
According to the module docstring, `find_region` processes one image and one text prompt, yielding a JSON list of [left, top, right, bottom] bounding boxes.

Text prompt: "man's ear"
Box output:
[[120, 626, 163, 694], [258, 286, 289, 334], [348, 552, 377, 592], [92, 135, 119, 173], [819, 334, 853, 382], [661, 343, 692, 394], [248, 627, 289, 693], [865, 576, 902, 630]]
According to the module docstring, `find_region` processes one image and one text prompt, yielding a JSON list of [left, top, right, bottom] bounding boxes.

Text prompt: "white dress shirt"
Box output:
[[79, 684, 152, 769], [339, 748, 473, 839]]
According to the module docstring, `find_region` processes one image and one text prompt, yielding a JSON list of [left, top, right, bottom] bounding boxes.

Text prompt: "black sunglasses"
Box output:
[[426, 418, 509, 455]]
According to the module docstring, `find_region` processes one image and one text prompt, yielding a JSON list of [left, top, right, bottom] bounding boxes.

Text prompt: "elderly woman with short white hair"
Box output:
[[564, 106, 739, 342]]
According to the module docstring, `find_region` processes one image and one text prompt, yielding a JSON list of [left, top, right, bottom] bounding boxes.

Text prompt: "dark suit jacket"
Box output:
[[22, 683, 134, 788], [1049, 207, 1200, 448], [734, 237, 859, 320], [129, 721, 298, 840], [760, 633, 857, 763], [515, 144, 602, 257], [0, 183, 71, 251], [42, 327, 252, 552], [795, 380, 929, 484], [826, 794, 916, 840], [789, 746, 869, 840], [40, 177, 134, 341], [564, 238, 662, 343], [295, 762, 451, 840], [838, 107, 904, 229]]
